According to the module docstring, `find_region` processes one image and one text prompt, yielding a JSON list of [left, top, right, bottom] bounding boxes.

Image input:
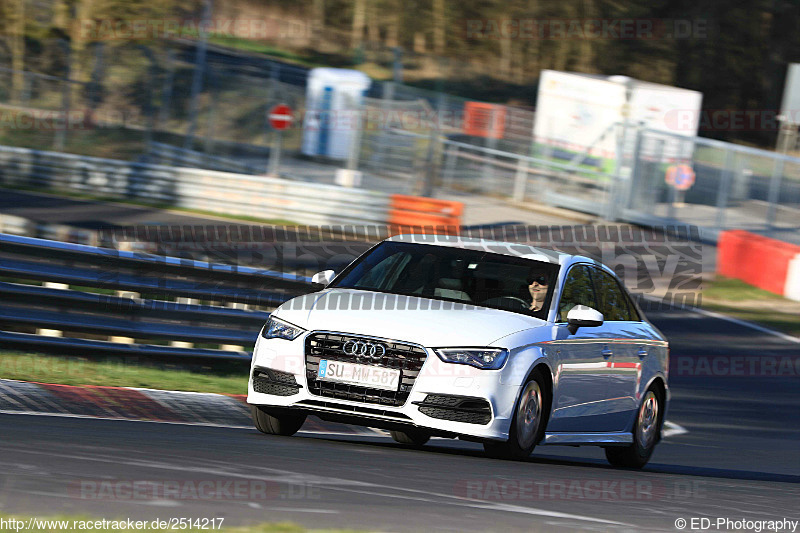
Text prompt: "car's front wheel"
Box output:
[[251, 405, 306, 436], [484, 370, 549, 460], [605, 386, 663, 468]]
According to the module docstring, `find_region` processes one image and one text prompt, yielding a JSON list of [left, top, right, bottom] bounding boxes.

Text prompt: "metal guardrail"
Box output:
[[146, 142, 262, 175], [0, 144, 391, 227], [0, 234, 316, 360]]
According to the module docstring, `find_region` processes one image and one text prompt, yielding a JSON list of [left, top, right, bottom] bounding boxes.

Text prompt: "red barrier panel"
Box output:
[[717, 230, 800, 295]]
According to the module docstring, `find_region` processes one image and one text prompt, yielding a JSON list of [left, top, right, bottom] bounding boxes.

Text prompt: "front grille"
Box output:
[[305, 332, 428, 407], [414, 394, 492, 425], [252, 368, 301, 396]]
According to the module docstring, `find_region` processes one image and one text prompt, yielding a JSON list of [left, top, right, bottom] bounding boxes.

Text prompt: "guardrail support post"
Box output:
[[219, 301, 248, 352], [170, 297, 197, 348], [109, 291, 138, 344], [37, 282, 69, 337]]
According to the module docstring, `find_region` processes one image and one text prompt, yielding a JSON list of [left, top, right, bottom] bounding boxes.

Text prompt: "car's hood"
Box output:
[[274, 289, 542, 347]]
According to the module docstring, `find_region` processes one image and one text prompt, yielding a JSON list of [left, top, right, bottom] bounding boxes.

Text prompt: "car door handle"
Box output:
[[601, 347, 613, 359], [637, 348, 648, 359]]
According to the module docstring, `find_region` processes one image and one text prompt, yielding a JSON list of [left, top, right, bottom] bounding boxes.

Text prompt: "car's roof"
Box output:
[[385, 234, 573, 264]]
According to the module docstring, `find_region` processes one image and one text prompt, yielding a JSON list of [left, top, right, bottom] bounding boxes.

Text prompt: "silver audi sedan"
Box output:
[[248, 234, 669, 467]]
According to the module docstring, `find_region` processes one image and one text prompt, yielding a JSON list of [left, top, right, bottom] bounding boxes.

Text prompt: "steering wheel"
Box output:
[[481, 296, 529, 309]]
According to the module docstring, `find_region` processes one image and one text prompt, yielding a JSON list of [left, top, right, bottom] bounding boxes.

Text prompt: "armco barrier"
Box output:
[[0, 144, 463, 232], [0, 233, 315, 359], [717, 230, 800, 300], [0, 144, 390, 227], [388, 194, 463, 234]]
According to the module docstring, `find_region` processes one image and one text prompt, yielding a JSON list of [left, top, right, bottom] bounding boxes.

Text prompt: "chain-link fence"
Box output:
[[2, 40, 800, 244], [620, 127, 800, 241]]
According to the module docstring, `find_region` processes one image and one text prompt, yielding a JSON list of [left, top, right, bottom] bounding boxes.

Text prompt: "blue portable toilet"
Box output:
[[302, 68, 372, 160]]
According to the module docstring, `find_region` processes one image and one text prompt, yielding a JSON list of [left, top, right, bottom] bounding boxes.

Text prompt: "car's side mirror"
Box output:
[[566, 305, 604, 334], [311, 270, 335, 287]]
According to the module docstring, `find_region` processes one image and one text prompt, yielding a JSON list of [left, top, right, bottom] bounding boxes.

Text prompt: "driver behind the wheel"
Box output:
[[526, 273, 549, 312]]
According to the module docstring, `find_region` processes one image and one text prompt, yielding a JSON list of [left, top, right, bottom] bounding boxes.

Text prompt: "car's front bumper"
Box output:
[[246, 334, 522, 441]]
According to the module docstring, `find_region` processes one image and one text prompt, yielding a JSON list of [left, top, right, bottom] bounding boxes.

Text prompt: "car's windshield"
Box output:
[[329, 241, 559, 318]]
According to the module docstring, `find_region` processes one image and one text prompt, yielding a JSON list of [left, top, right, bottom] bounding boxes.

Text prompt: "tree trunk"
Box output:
[[70, 0, 95, 105], [432, 0, 446, 56], [366, 0, 380, 47], [385, 11, 399, 48], [351, 0, 366, 50], [10, 0, 25, 103], [578, 0, 595, 71], [499, 33, 512, 79], [311, 0, 324, 50]]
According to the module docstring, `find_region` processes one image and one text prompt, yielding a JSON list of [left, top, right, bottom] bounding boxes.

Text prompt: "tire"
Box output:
[[605, 386, 664, 469], [390, 429, 431, 446], [250, 405, 306, 436], [484, 369, 549, 460]]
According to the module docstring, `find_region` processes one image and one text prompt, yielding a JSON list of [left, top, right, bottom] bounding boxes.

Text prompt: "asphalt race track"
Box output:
[[1, 306, 798, 532]]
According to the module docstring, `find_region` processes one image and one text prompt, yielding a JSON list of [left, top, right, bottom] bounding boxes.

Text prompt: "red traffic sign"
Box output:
[[268, 104, 294, 130], [665, 164, 696, 191]]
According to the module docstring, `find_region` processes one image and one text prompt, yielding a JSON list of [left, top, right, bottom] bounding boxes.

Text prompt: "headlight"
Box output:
[[434, 348, 508, 370], [261, 316, 306, 341]]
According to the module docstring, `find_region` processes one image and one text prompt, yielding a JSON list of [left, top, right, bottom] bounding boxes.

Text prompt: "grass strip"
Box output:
[[0, 350, 248, 395], [700, 276, 800, 337]]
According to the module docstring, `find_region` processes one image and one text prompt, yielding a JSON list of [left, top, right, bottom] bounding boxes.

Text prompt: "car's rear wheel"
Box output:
[[484, 370, 549, 460], [250, 405, 306, 436], [605, 387, 663, 468], [390, 429, 431, 446]]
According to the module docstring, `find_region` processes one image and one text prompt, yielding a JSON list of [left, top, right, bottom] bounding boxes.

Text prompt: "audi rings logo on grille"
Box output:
[[342, 340, 386, 360]]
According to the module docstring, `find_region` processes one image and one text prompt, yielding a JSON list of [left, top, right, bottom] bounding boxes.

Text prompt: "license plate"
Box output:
[[317, 360, 400, 391]]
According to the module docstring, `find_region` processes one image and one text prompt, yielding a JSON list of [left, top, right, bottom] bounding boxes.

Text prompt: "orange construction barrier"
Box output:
[[463, 102, 506, 139], [717, 230, 800, 295], [387, 194, 463, 236]]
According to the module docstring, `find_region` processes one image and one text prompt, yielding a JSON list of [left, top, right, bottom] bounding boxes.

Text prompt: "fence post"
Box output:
[[373, 81, 395, 168], [53, 40, 71, 152], [21, 71, 32, 107], [421, 109, 441, 197], [648, 139, 665, 209], [608, 120, 629, 221], [183, 0, 213, 149], [138, 45, 157, 148], [346, 106, 363, 172], [482, 107, 500, 192], [766, 157, 785, 229], [714, 148, 735, 230], [159, 48, 175, 129], [204, 67, 219, 154], [512, 156, 528, 202], [442, 143, 458, 189]]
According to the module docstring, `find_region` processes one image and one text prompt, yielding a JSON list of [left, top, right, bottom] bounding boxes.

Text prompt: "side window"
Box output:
[[626, 293, 641, 322], [591, 268, 632, 321], [557, 265, 597, 322]]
